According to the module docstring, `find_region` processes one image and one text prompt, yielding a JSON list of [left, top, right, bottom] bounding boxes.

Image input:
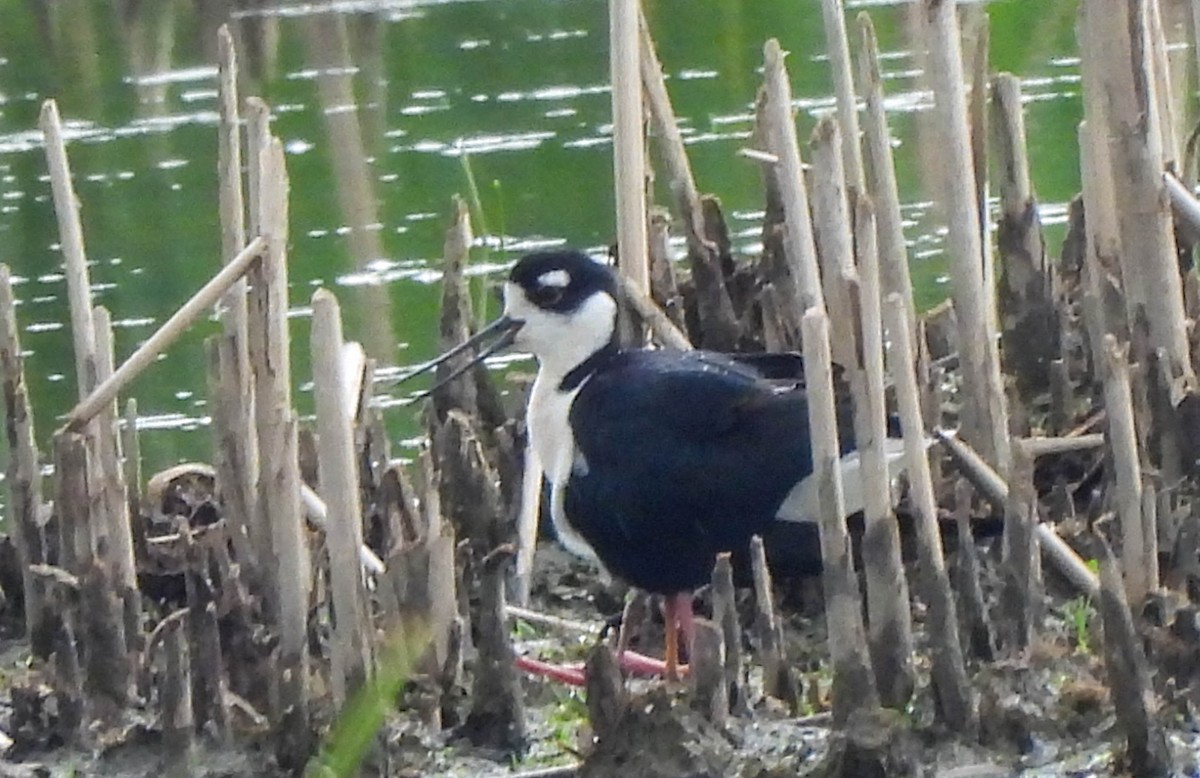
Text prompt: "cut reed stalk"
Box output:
[[801, 309, 878, 726], [249, 134, 311, 761], [638, 11, 738, 347], [885, 293, 975, 734], [819, 0, 864, 193], [39, 100, 98, 400], [760, 39, 824, 312], [852, 196, 914, 710], [1103, 335, 1155, 604], [1085, 0, 1191, 381], [609, 0, 649, 296], [992, 73, 1058, 397], [91, 306, 137, 597], [921, 0, 1010, 474], [311, 289, 372, 706], [0, 265, 50, 658], [856, 13, 917, 344], [809, 117, 858, 369]]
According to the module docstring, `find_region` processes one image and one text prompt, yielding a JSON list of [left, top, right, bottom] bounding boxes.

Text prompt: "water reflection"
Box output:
[[0, 0, 1085, 469]]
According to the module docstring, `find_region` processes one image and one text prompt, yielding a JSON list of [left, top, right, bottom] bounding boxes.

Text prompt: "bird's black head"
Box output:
[[388, 250, 620, 400], [503, 250, 620, 377], [506, 250, 618, 314]]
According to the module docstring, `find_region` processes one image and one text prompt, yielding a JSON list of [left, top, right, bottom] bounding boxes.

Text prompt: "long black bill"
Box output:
[[392, 315, 522, 403]]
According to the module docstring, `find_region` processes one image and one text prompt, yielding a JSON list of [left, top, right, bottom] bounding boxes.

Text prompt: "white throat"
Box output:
[[502, 283, 618, 383]]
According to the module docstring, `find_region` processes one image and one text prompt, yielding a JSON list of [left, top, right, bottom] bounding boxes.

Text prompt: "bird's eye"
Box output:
[[536, 286, 565, 307]]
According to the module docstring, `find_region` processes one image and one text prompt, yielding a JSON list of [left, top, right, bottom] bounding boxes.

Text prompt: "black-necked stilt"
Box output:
[[405, 249, 909, 679]]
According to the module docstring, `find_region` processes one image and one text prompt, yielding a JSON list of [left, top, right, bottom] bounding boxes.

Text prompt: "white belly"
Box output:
[[527, 375, 597, 560]]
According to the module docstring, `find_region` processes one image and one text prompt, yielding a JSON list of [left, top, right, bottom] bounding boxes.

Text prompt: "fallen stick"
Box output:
[[62, 236, 267, 432], [483, 765, 579, 778], [935, 428, 1100, 598], [506, 605, 598, 636], [1164, 171, 1200, 244], [1019, 434, 1105, 456], [614, 272, 693, 350]]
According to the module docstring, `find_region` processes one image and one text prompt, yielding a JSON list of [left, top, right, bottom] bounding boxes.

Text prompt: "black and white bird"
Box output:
[[407, 249, 908, 677]]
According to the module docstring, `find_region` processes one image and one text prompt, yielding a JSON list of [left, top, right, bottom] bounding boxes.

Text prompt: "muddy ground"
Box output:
[[0, 531, 1197, 778]]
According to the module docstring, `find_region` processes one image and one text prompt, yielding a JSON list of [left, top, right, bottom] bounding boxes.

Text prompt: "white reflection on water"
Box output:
[[126, 65, 217, 87]]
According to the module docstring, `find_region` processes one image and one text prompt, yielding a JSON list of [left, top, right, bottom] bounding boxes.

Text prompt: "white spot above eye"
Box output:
[[537, 269, 571, 288]]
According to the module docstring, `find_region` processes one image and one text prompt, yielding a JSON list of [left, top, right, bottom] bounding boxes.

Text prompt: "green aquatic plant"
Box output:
[[457, 149, 508, 324], [306, 623, 429, 778], [1063, 595, 1095, 654]]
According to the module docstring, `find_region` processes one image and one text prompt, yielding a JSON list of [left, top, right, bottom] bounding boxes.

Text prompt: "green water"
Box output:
[[0, 0, 1083, 472]]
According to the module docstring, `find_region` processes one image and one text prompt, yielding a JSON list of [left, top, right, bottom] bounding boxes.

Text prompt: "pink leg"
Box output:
[[515, 655, 586, 686], [516, 649, 682, 686], [661, 593, 696, 681], [670, 592, 696, 662]]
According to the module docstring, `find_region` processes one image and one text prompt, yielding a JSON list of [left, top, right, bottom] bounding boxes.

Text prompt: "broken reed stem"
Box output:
[[311, 289, 372, 706], [921, 0, 1010, 473], [0, 265, 50, 657], [91, 306, 137, 596], [1001, 439, 1041, 651], [585, 642, 625, 742], [1077, 121, 1127, 350], [434, 197, 481, 418], [1094, 535, 1172, 775], [56, 432, 132, 712], [800, 309, 878, 726], [122, 399, 144, 563], [852, 196, 914, 710], [466, 547, 526, 752], [992, 72, 1058, 397], [690, 619, 727, 726], [207, 336, 259, 572], [161, 612, 195, 777], [954, 479, 995, 660], [514, 446, 543, 608], [761, 38, 824, 312], [819, 0, 864, 193], [216, 23, 259, 568], [638, 10, 703, 230], [646, 209, 689, 335], [245, 97, 271, 245], [1102, 335, 1155, 604], [749, 535, 797, 710], [856, 13, 917, 344], [936, 428, 1102, 598], [1087, 0, 1192, 381], [609, 0, 649, 296], [969, 15, 996, 342], [248, 129, 311, 762], [809, 117, 858, 370], [1145, 0, 1179, 167], [884, 293, 975, 734], [39, 99, 99, 400], [711, 553, 746, 715], [638, 13, 738, 349], [217, 24, 247, 261], [63, 236, 266, 432]]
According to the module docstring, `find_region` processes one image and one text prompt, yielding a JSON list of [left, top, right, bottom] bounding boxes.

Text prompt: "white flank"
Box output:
[[776, 437, 916, 522]]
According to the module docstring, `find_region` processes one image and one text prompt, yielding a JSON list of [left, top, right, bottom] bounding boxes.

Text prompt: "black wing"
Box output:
[[563, 349, 842, 592]]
